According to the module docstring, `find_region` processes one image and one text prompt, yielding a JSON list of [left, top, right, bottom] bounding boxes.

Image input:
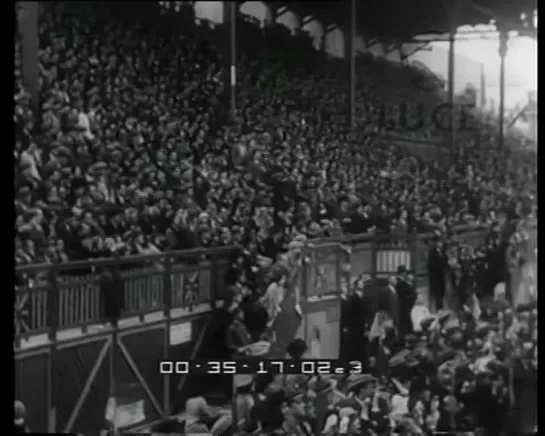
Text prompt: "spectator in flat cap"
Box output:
[[396, 265, 417, 337], [226, 306, 252, 356], [428, 239, 449, 311]]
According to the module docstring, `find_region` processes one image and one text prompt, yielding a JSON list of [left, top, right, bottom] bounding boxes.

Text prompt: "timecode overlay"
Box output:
[[159, 359, 364, 375]]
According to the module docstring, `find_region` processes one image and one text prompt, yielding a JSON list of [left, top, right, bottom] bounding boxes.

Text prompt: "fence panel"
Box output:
[[16, 224, 513, 342], [375, 240, 412, 277], [15, 282, 51, 343], [306, 242, 342, 299], [350, 240, 374, 278], [451, 226, 488, 251], [122, 267, 164, 314], [414, 233, 433, 276], [58, 275, 100, 327], [14, 247, 235, 343]]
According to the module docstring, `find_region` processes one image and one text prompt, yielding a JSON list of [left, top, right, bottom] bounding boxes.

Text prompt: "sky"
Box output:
[[165, 1, 537, 112], [410, 29, 537, 111]]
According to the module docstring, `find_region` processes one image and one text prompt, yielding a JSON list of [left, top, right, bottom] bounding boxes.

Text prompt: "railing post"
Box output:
[[162, 253, 172, 316], [162, 253, 172, 417], [339, 243, 351, 299], [47, 265, 59, 434], [47, 264, 59, 342], [335, 245, 342, 296], [210, 252, 219, 309], [409, 232, 418, 286], [371, 236, 377, 279], [308, 244, 316, 299], [301, 248, 309, 305]]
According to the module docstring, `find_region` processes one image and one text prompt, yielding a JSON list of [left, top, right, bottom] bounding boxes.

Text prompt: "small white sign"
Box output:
[[116, 400, 145, 428], [170, 321, 192, 345], [105, 398, 145, 428]]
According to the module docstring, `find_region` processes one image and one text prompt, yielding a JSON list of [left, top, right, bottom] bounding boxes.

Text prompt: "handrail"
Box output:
[[15, 245, 236, 274], [16, 221, 532, 274], [308, 222, 490, 247], [14, 221, 534, 345]]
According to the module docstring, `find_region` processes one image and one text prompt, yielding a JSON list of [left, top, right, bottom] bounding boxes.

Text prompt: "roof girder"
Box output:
[[260, 0, 535, 41]]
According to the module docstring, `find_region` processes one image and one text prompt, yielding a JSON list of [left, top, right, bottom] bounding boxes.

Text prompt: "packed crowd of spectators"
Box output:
[[14, 6, 538, 434], [15, 3, 536, 270], [232, 298, 537, 436], [212, 234, 537, 436]]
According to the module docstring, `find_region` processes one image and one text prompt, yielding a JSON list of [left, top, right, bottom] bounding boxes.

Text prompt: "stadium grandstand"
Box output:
[[15, 1, 536, 435]]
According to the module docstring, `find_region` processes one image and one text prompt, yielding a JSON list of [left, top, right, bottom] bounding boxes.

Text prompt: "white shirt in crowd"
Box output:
[[411, 304, 431, 332], [20, 148, 42, 181], [78, 111, 94, 139]]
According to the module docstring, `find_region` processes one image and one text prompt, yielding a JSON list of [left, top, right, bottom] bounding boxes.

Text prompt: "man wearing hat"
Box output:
[[509, 340, 538, 436], [376, 276, 399, 331], [282, 386, 314, 436], [396, 265, 417, 338], [234, 375, 255, 432], [344, 277, 370, 364], [99, 265, 124, 328], [312, 377, 339, 434], [346, 375, 377, 405], [184, 396, 232, 434], [320, 396, 359, 435], [346, 375, 391, 434], [226, 306, 252, 356], [427, 238, 448, 311]]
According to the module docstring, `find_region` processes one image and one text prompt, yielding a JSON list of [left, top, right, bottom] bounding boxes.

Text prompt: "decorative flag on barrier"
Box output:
[[104, 382, 146, 430]]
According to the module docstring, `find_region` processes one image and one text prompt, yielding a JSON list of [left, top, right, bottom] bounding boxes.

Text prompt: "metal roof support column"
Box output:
[[527, 92, 537, 143], [444, 0, 466, 152], [346, 0, 357, 131], [396, 43, 404, 66], [223, 1, 237, 122], [498, 29, 509, 149], [17, 2, 40, 123], [447, 24, 456, 151]]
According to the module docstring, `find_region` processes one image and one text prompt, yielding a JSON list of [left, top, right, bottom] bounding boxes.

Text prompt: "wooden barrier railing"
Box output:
[[14, 246, 235, 346], [303, 225, 491, 298], [15, 225, 500, 345]]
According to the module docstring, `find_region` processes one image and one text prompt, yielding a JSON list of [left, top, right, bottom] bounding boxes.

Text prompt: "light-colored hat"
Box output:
[[493, 282, 506, 300], [293, 234, 307, 243], [287, 240, 305, 251], [234, 374, 253, 388], [339, 407, 357, 418], [185, 396, 209, 417], [245, 341, 271, 356]]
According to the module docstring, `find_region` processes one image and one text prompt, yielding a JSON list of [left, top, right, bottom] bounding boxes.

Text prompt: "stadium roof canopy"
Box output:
[[260, 0, 537, 42]]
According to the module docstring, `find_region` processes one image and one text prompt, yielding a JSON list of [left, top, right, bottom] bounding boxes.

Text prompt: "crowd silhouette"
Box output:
[[16, 3, 536, 268], [14, 3, 537, 435]]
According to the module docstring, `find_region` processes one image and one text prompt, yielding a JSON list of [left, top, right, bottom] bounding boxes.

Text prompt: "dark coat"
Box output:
[[240, 296, 268, 339], [427, 246, 448, 296], [224, 264, 242, 287], [99, 269, 124, 321], [226, 320, 251, 354], [345, 293, 369, 336], [165, 225, 199, 251], [375, 286, 399, 329], [510, 360, 538, 434], [344, 292, 370, 362], [396, 279, 417, 335]]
